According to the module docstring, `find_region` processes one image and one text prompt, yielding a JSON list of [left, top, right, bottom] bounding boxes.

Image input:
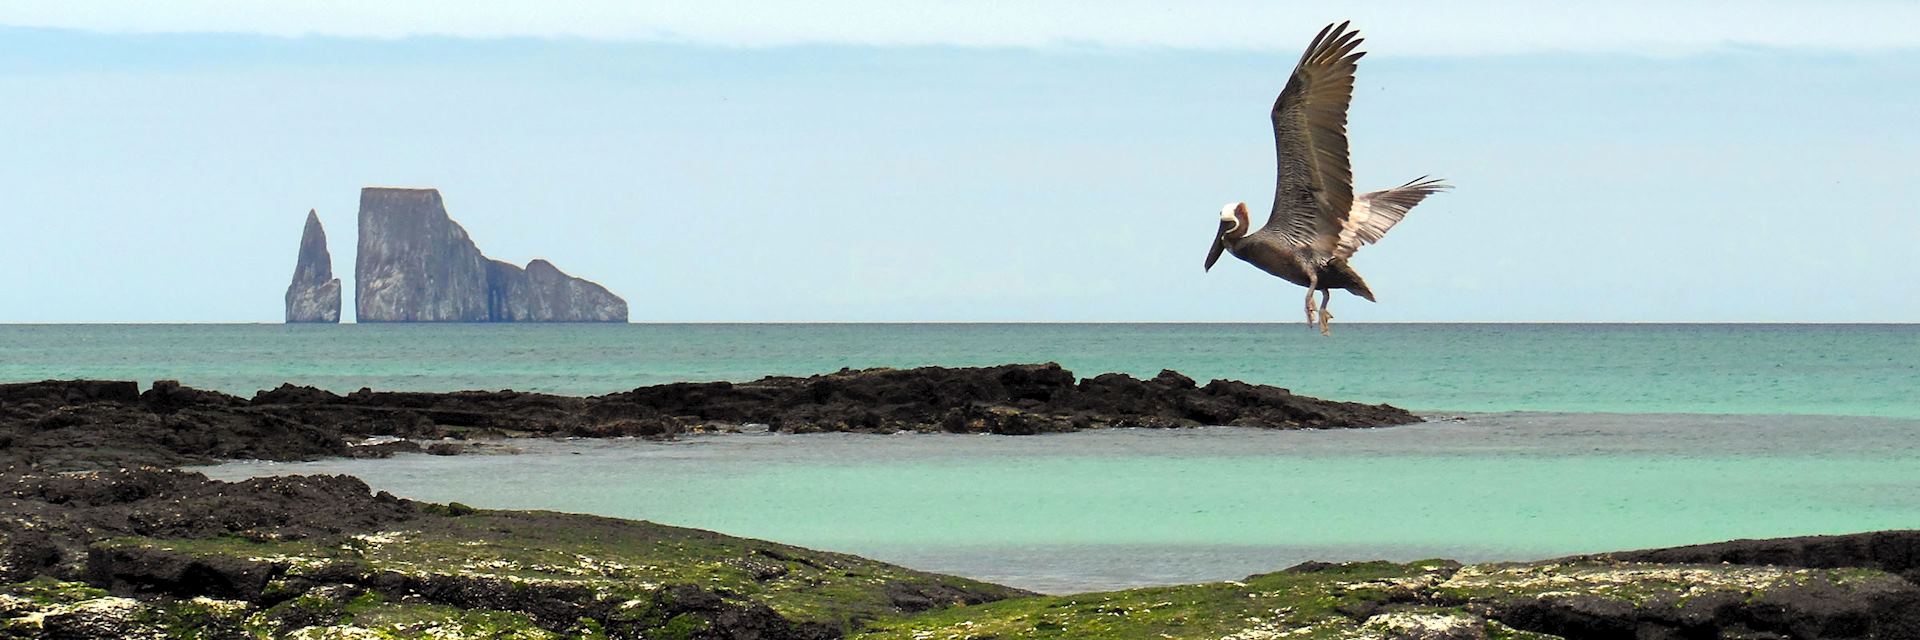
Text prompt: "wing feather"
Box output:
[[1335, 177, 1449, 259], [1259, 21, 1365, 258]]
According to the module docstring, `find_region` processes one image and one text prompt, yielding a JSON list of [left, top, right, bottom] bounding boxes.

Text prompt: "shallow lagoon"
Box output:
[[204, 412, 1920, 593]]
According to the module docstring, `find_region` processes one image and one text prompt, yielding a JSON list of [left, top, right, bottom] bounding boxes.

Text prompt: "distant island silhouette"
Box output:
[[284, 187, 627, 323]]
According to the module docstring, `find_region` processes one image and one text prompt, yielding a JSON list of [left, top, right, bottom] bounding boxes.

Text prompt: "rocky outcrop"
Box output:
[[1, 470, 1022, 639], [1587, 530, 1920, 585], [0, 379, 352, 472], [0, 469, 415, 582], [282, 210, 341, 323], [354, 187, 627, 322], [486, 258, 626, 322], [0, 365, 1418, 471], [594, 363, 1421, 435], [354, 188, 492, 322], [1434, 562, 1920, 640], [6, 469, 1920, 640]]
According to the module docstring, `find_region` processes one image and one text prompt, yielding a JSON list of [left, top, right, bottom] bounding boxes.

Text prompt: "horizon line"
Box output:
[[2, 321, 1915, 326]]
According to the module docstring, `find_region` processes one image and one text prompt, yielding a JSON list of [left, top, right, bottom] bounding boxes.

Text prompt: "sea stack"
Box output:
[[355, 187, 627, 322], [486, 258, 630, 322], [284, 210, 342, 323]]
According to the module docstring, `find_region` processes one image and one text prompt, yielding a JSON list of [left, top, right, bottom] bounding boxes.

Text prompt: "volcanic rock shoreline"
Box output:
[[0, 469, 1026, 639], [2, 469, 1916, 639], [0, 363, 1417, 472], [4, 365, 1919, 638]]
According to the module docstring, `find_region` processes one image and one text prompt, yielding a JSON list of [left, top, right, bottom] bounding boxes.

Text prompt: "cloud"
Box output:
[[3, 0, 1917, 55]]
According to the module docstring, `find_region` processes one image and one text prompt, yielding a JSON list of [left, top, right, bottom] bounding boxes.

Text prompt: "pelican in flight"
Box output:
[[1205, 22, 1448, 336]]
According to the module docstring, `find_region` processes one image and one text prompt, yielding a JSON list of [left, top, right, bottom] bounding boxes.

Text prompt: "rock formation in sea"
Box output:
[[0, 365, 1416, 471], [283, 210, 342, 323], [485, 258, 629, 322], [354, 187, 627, 322]]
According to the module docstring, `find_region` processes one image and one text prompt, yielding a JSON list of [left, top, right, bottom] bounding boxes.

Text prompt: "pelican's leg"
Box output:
[[1319, 290, 1333, 336], [1303, 273, 1320, 329]]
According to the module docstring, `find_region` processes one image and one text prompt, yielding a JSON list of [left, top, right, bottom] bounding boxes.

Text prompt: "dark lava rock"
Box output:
[[0, 469, 415, 580], [1, 365, 1418, 471], [1458, 537, 1920, 640], [251, 383, 343, 406], [592, 363, 1419, 436], [1588, 529, 1920, 585], [373, 571, 607, 629], [284, 208, 342, 323], [3, 470, 858, 638], [0, 380, 139, 411], [633, 583, 840, 640], [1, 382, 352, 472], [881, 580, 1013, 613], [1467, 574, 1920, 640], [141, 379, 245, 414], [86, 545, 282, 600]]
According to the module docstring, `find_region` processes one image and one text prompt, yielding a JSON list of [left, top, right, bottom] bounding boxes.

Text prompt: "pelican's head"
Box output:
[[1205, 202, 1250, 271]]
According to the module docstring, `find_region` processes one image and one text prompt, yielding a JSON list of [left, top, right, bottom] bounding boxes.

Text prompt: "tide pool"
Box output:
[[203, 412, 1920, 592]]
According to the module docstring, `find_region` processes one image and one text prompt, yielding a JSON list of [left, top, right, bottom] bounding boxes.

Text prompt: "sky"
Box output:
[[1, 2, 1916, 322]]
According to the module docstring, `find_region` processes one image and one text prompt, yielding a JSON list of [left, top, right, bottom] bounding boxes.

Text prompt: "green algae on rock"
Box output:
[[100, 510, 1025, 634], [850, 559, 1920, 640], [9, 520, 1920, 638], [2, 469, 1024, 639]]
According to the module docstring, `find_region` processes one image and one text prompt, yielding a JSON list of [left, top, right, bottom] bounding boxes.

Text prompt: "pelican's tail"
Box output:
[[1327, 259, 1376, 302]]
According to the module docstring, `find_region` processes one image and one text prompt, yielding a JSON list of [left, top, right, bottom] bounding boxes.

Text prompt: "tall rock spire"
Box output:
[[285, 209, 343, 323]]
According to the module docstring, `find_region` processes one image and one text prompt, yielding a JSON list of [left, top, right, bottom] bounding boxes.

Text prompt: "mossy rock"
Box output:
[[77, 509, 1023, 638]]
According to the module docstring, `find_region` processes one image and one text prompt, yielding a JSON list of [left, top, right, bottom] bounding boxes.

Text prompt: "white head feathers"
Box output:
[[1219, 202, 1246, 232]]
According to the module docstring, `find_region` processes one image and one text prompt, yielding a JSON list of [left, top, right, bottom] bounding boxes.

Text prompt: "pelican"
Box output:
[[1205, 22, 1449, 336]]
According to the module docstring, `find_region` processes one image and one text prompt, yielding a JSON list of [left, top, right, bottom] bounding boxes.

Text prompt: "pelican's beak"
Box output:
[[1204, 221, 1230, 271]]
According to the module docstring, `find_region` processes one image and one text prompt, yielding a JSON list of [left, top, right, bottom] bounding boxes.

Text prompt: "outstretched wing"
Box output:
[[1335, 177, 1450, 259], [1258, 21, 1365, 258]]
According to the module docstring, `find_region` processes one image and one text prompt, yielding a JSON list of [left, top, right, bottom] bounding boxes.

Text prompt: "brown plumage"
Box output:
[[1203, 22, 1449, 336]]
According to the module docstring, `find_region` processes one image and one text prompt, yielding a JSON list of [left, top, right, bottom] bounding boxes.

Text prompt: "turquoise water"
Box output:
[[10, 323, 1919, 592], [2, 323, 1916, 416], [204, 413, 1920, 593]]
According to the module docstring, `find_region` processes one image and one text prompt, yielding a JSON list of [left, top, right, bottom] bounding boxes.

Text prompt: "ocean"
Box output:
[[2, 323, 1915, 416], [6, 323, 1918, 592]]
